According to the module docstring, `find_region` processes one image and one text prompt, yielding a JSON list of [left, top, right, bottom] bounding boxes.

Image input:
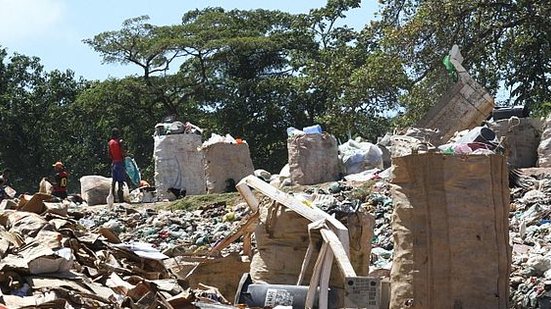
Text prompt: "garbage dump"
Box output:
[[3, 42, 551, 308], [508, 168, 551, 308], [0, 190, 253, 308]]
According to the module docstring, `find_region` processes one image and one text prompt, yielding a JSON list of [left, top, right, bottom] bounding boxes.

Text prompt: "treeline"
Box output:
[[1, 0, 550, 192]]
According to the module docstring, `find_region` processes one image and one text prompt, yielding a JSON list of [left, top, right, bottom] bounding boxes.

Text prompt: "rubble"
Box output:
[[509, 170, 551, 308]]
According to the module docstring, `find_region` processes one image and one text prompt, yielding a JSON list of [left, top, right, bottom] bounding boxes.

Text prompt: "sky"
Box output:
[[0, 0, 379, 81]]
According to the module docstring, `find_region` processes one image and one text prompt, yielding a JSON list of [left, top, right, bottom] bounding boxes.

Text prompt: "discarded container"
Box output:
[[235, 273, 338, 308], [303, 124, 322, 134], [457, 126, 496, 144], [416, 47, 494, 143], [492, 105, 529, 121]]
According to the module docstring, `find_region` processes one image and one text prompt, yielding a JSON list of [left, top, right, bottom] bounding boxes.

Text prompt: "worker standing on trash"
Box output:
[[51, 161, 68, 199], [108, 128, 125, 203]]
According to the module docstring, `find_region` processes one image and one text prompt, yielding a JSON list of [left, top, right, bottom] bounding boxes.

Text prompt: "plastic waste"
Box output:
[[453, 143, 473, 155], [302, 124, 322, 134], [124, 157, 141, 186], [286, 127, 304, 137], [339, 139, 383, 174], [12, 283, 30, 297], [457, 126, 496, 145], [106, 190, 114, 208]]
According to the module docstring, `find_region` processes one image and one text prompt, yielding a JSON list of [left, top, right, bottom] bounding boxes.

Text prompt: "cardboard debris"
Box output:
[[17, 193, 51, 214]]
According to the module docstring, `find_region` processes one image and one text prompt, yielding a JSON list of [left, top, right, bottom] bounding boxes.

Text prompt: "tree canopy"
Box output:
[[1, 0, 550, 192]]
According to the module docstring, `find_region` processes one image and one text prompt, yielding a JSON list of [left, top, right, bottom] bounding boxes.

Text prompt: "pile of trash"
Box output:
[[0, 192, 251, 308], [76, 202, 249, 256], [509, 169, 551, 308]]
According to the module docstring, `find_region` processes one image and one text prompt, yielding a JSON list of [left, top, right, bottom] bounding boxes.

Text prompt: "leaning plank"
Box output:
[[306, 242, 329, 309], [238, 175, 350, 253], [298, 220, 327, 286], [320, 228, 357, 278], [236, 182, 259, 212], [318, 248, 334, 309]]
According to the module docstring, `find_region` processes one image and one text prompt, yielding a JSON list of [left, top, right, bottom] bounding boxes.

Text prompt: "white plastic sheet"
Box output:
[[339, 139, 383, 175]]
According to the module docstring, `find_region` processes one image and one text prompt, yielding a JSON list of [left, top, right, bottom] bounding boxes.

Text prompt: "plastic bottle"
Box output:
[[303, 124, 322, 134]]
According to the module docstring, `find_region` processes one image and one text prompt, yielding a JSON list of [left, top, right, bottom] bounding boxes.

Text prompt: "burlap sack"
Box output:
[[287, 133, 341, 185], [202, 143, 255, 193], [390, 153, 510, 309], [154, 133, 206, 198], [488, 118, 542, 168], [416, 69, 494, 143], [250, 202, 374, 286]]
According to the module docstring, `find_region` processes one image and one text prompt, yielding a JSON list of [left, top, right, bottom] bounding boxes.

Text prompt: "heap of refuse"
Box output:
[[509, 169, 551, 308], [76, 202, 249, 256], [0, 192, 252, 308]]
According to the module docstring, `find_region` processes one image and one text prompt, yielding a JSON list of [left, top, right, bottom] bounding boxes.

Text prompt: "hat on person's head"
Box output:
[[52, 161, 64, 168]]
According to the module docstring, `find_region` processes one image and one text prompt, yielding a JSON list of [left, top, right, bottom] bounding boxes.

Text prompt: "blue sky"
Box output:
[[0, 0, 378, 81]]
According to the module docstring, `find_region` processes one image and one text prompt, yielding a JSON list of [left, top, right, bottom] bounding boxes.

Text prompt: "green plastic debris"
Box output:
[[443, 55, 458, 82]]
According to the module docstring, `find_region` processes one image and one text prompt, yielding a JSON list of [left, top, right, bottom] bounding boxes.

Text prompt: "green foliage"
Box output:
[[5, 1, 550, 195], [378, 0, 551, 118]]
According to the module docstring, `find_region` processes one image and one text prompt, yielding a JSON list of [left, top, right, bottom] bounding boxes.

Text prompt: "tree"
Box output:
[[378, 0, 551, 120], [84, 3, 412, 172], [0, 47, 87, 192]]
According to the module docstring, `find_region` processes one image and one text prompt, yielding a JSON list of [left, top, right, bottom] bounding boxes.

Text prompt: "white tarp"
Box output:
[[153, 133, 206, 200]]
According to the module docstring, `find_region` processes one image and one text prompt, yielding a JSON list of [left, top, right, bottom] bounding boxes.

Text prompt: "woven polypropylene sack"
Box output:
[[202, 143, 254, 193], [287, 133, 340, 185], [390, 153, 510, 309], [153, 134, 206, 198]]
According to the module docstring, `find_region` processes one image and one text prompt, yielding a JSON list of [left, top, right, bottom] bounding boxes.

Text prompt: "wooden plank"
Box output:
[[320, 228, 357, 277], [236, 182, 259, 212], [306, 242, 328, 309], [238, 175, 350, 254], [239, 176, 323, 221], [182, 211, 259, 280], [318, 248, 334, 309], [297, 220, 326, 286], [297, 239, 315, 286], [242, 232, 252, 257]]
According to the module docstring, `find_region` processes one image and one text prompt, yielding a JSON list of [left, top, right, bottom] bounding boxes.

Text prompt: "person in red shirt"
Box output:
[[108, 128, 125, 203], [51, 161, 68, 199]]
